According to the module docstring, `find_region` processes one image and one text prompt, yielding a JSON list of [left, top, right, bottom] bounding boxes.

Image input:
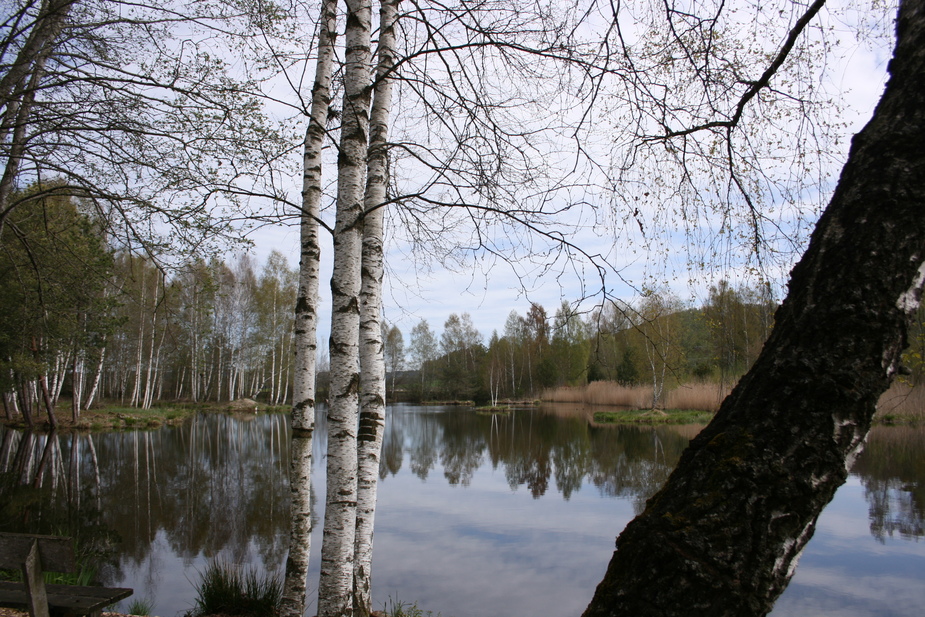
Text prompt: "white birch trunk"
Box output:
[[71, 350, 82, 422], [270, 343, 277, 405], [353, 1, 398, 613], [280, 0, 338, 614], [142, 315, 157, 409], [131, 272, 146, 407], [83, 346, 104, 410], [50, 349, 68, 406], [318, 0, 373, 614]]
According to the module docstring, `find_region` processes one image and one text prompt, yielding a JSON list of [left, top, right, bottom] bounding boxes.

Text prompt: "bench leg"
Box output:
[[21, 539, 51, 617]]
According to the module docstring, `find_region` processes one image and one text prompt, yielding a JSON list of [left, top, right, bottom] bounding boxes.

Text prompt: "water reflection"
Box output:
[[379, 405, 692, 512], [1, 408, 923, 617], [852, 425, 925, 542]]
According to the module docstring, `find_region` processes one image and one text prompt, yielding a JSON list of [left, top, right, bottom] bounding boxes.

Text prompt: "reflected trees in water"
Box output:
[[1, 410, 923, 616]]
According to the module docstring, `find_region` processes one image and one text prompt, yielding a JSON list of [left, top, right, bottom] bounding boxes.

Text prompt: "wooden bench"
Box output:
[[0, 533, 132, 617]]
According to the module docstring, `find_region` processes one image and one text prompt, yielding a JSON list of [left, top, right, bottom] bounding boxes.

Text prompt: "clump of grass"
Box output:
[[127, 597, 155, 616], [164, 409, 183, 420], [383, 597, 439, 617], [190, 559, 282, 617]]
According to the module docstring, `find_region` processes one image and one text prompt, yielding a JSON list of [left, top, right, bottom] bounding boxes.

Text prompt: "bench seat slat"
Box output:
[[0, 581, 133, 614]]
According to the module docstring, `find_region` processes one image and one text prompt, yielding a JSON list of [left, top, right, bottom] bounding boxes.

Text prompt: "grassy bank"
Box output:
[[1, 399, 290, 432], [593, 408, 714, 425]]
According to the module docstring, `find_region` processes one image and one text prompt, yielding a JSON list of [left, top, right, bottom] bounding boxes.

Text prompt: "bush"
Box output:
[[190, 560, 282, 617]]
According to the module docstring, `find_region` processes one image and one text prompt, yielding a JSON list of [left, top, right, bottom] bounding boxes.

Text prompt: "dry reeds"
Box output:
[[540, 386, 585, 404], [541, 382, 653, 408], [545, 379, 924, 419], [585, 381, 653, 408], [542, 380, 727, 411], [876, 381, 925, 422], [665, 382, 730, 412]]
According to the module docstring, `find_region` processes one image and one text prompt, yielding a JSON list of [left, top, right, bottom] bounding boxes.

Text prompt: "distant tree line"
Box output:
[[390, 291, 925, 406], [6, 187, 925, 422], [389, 287, 776, 405]]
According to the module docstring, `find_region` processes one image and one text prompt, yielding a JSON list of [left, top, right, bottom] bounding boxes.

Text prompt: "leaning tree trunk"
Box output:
[[583, 1, 925, 615], [353, 1, 399, 615], [280, 0, 338, 614]]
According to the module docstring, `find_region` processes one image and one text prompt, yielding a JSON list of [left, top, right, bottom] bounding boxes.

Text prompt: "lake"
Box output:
[[1, 404, 923, 617]]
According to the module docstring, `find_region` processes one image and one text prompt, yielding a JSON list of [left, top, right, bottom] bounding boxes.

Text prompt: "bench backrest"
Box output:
[[0, 533, 76, 572]]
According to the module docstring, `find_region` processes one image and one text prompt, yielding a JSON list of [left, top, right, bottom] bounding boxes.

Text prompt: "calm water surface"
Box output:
[[1, 404, 923, 617]]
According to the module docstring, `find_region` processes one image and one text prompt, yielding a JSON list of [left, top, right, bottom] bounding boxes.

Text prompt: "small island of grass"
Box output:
[[593, 408, 715, 425]]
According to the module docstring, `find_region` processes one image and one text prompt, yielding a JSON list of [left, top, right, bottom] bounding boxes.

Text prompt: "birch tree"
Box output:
[[280, 0, 338, 613], [0, 185, 112, 425], [317, 0, 374, 615], [408, 319, 438, 400], [583, 0, 925, 613], [354, 2, 399, 613]]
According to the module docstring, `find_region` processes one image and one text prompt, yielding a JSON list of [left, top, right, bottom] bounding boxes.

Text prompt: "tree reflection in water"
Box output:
[[851, 425, 925, 542], [380, 405, 693, 509], [1, 409, 923, 617]]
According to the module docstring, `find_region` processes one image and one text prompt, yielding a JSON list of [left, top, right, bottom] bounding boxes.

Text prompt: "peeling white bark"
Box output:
[[896, 259, 925, 314], [353, 1, 398, 614], [318, 0, 373, 615], [281, 1, 338, 615]]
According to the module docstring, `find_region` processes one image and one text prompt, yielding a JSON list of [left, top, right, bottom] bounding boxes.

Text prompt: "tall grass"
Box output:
[[190, 559, 282, 617], [876, 381, 925, 423], [543, 380, 728, 411], [542, 382, 653, 408], [547, 379, 925, 419], [665, 382, 730, 412]]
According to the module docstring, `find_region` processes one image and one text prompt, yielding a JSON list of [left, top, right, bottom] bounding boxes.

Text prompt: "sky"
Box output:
[[241, 0, 896, 350]]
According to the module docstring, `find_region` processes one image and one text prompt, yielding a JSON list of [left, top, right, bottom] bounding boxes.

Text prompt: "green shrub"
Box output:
[[191, 560, 281, 617]]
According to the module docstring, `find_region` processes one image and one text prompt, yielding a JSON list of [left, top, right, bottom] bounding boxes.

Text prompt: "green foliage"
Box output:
[[190, 559, 282, 617], [701, 280, 775, 382], [901, 303, 925, 383], [0, 183, 115, 391]]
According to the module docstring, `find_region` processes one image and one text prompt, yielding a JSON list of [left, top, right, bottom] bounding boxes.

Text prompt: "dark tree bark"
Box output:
[[583, 1, 925, 615]]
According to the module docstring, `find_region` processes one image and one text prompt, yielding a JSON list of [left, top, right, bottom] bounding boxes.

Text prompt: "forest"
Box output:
[[5, 188, 925, 420], [0, 184, 780, 419]]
